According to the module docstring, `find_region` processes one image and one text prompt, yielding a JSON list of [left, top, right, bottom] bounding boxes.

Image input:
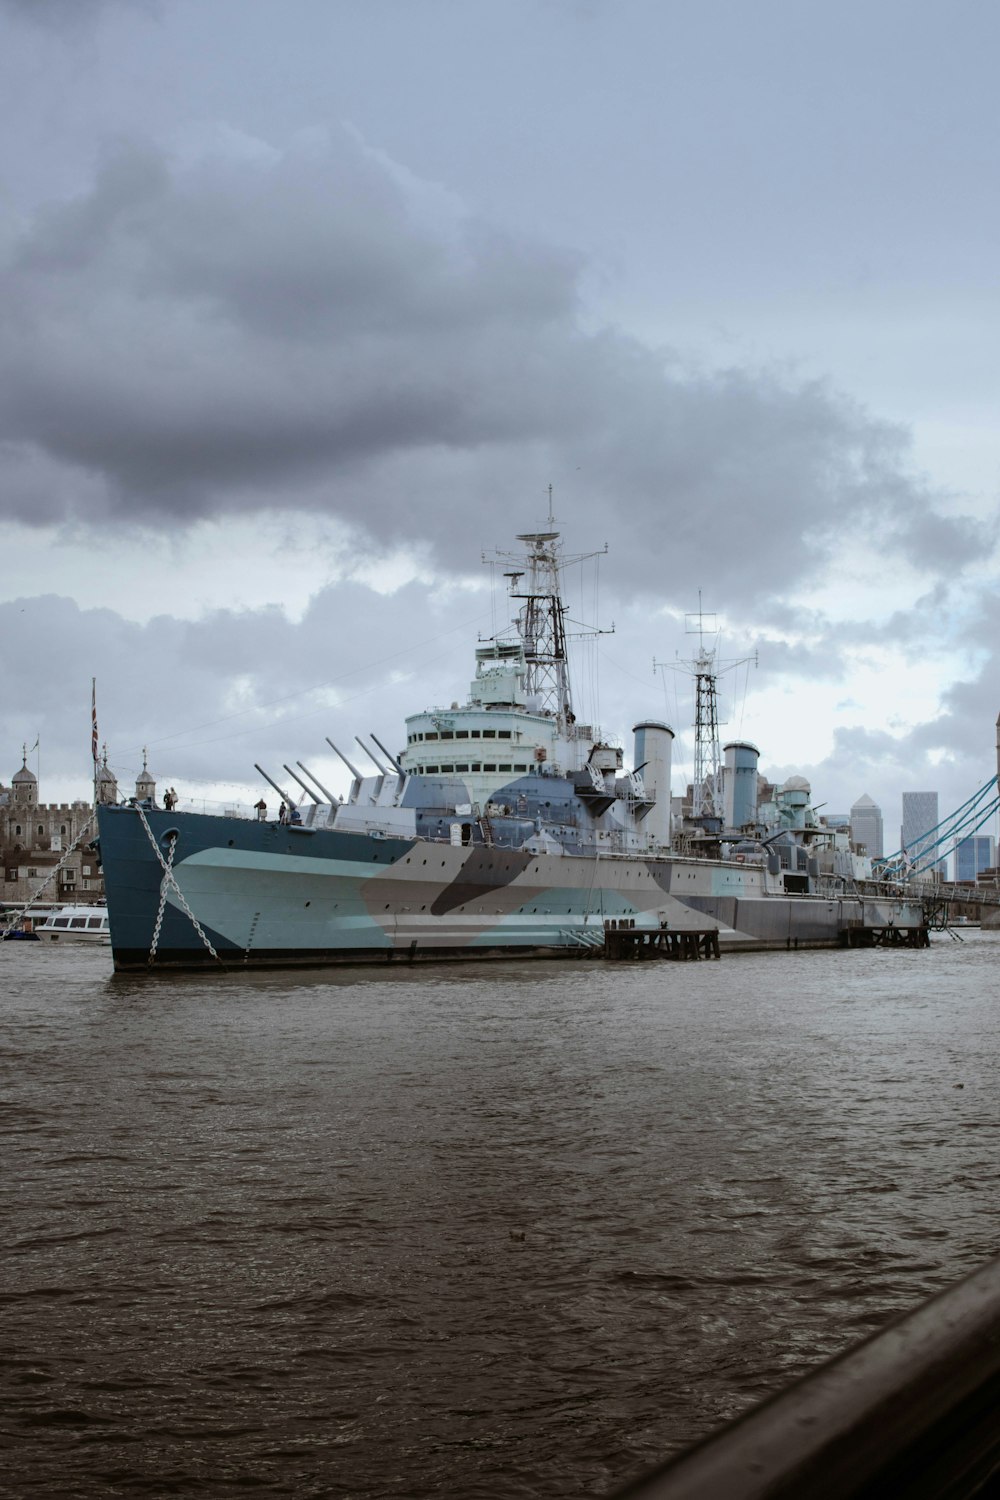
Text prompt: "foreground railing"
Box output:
[[614, 1255, 1000, 1499]]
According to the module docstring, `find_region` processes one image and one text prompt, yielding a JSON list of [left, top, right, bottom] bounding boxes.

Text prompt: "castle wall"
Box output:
[[0, 784, 104, 906]]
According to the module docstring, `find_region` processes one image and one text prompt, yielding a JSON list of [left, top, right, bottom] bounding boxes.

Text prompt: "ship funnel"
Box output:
[[723, 740, 759, 830], [633, 720, 674, 848]]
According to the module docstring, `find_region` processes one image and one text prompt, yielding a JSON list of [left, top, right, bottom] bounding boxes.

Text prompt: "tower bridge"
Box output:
[[874, 712, 1000, 928]]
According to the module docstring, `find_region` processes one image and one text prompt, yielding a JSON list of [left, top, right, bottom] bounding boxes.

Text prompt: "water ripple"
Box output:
[[3, 934, 1000, 1496]]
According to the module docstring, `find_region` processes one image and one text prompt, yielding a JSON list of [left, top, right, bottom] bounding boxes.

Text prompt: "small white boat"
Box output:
[[34, 905, 110, 944]]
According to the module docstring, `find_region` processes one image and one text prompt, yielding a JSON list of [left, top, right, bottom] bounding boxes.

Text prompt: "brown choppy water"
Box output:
[[3, 932, 1000, 1498]]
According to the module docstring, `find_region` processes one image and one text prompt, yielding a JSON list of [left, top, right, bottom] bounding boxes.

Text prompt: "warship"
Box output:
[[95, 524, 926, 971]]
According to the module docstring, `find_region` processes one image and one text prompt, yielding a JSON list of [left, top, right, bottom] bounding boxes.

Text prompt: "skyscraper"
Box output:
[[901, 791, 939, 873], [954, 833, 995, 882], [850, 793, 883, 859]]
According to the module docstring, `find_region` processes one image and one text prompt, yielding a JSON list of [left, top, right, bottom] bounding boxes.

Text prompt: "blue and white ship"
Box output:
[[95, 526, 926, 970]]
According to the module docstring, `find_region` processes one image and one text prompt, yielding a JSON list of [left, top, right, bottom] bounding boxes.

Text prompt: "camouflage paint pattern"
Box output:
[[97, 806, 927, 973]]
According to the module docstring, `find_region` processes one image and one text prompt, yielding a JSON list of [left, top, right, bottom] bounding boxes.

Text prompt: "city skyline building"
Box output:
[[901, 791, 939, 874], [954, 833, 996, 883], [849, 793, 883, 859]]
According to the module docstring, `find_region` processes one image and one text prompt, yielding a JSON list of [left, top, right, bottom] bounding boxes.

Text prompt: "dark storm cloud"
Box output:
[[0, 126, 985, 604]]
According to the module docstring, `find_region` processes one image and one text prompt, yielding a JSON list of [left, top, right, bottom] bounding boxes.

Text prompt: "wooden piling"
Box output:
[[603, 921, 721, 960]]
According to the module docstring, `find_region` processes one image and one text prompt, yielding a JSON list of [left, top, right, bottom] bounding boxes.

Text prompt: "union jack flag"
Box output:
[[91, 679, 98, 765]]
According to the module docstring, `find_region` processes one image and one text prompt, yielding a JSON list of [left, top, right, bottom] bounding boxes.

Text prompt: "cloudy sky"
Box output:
[[1, 0, 998, 848]]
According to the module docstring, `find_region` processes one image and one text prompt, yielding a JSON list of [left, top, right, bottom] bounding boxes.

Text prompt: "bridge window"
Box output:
[[425, 732, 439, 741], [455, 764, 469, 772], [471, 730, 481, 738], [456, 730, 469, 739], [441, 731, 454, 740], [482, 729, 496, 738], [483, 763, 496, 772], [498, 730, 512, 739], [425, 766, 439, 774]]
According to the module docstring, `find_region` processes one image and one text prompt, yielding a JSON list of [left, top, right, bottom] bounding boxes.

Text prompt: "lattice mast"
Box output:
[[657, 596, 757, 822], [489, 488, 606, 728], [691, 634, 722, 819]]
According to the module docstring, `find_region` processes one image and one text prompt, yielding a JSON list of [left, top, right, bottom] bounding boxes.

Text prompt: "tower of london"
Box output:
[[0, 746, 154, 907]]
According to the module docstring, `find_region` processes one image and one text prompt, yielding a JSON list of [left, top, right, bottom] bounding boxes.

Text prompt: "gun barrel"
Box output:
[[253, 764, 293, 809], [371, 732, 404, 776], [297, 761, 339, 804], [355, 736, 388, 774], [326, 739, 362, 782], [283, 764, 320, 803]]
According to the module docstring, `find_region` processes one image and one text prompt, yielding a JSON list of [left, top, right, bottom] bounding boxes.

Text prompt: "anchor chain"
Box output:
[[1, 814, 95, 937], [148, 828, 177, 966], [136, 806, 222, 967]]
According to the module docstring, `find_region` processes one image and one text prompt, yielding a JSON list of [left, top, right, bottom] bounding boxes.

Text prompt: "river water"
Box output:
[[3, 932, 999, 1498]]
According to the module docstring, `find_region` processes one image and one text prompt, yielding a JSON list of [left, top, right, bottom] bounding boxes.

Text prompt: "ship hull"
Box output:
[[97, 806, 927, 973]]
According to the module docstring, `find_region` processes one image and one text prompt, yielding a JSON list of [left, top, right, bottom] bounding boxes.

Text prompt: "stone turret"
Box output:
[[135, 747, 156, 805], [12, 746, 38, 808], [96, 745, 119, 807]]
